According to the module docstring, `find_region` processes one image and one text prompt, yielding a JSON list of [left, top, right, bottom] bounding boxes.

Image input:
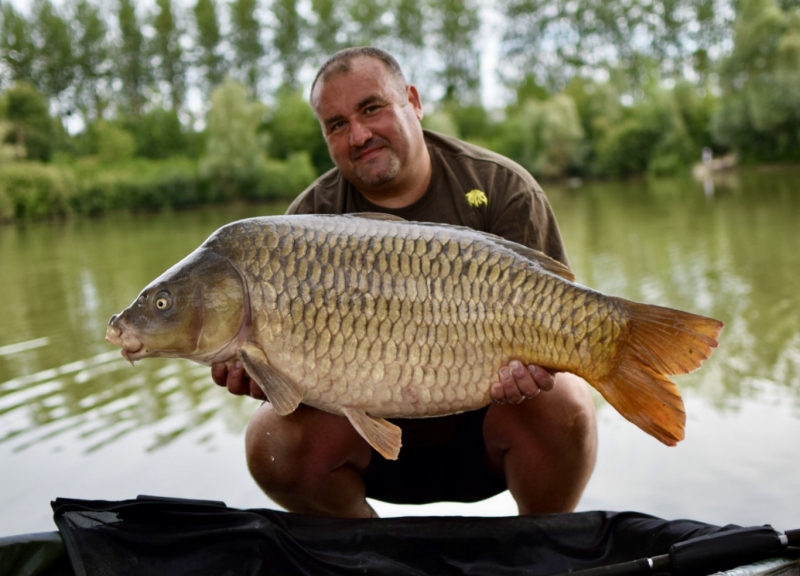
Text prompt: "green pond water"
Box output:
[[1, 167, 798, 536]]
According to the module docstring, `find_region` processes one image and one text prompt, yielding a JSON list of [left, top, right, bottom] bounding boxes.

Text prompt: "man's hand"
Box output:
[[211, 362, 266, 400], [491, 361, 556, 404]]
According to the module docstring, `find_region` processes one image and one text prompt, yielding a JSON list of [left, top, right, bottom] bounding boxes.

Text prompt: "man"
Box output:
[[213, 47, 597, 518]]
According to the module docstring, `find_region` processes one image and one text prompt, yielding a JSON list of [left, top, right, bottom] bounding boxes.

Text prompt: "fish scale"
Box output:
[[224, 216, 619, 415], [107, 213, 723, 459]]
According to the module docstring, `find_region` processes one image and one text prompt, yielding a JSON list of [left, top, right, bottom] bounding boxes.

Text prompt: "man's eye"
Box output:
[[329, 121, 346, 133]]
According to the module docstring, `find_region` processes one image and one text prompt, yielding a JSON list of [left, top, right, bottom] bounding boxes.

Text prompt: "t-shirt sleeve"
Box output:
[[488, 178, 570, 267]]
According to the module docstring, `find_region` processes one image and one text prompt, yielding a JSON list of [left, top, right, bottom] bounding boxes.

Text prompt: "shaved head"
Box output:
[[310, 47, 408, 109]]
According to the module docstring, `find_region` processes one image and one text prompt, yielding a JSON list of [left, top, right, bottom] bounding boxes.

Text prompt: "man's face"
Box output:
[[312, 57, 425, 193]]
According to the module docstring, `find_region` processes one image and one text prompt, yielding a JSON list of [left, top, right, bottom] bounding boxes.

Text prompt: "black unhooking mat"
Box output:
[[49, 496, 785, 576]]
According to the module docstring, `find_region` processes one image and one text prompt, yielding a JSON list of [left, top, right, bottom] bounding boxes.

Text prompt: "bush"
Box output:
[[0, 161, 76, 219], [492, 94, 585, 179], [71, 158, 209, 214], [246, 152, 318, 201]]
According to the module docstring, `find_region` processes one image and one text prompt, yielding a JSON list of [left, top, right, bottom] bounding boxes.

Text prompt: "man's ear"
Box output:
[[407, 85, 424, 120]]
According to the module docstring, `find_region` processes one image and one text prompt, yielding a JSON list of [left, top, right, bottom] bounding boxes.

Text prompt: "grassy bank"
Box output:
[[0, 153, 317, 223]]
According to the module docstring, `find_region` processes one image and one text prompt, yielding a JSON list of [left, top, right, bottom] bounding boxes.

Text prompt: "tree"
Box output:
[[229, 0, 265, 98], [152, 0, 186, 111], [344, 0, 392, 46], [192, 0, 225, 95], [393, 0, 425, 67], [201, 77, 266, 197], [1, 81, 56, 161], [429, 0, 482, 104], [493, 94, 585, 178], [116, 0, 150, 116], [0, 4, 37, 86], [33, 0, 76, 114], [73, 0, 111, 123], [264, 89, 330, 172], [500, 0, 736, 92], [271, 0, 307, 91], [712, 0, 800, 161], [308, 0, 346, 66]]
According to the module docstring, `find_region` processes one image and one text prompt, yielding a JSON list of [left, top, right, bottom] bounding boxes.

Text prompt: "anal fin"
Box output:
[[238, 342, 303, 415], [342, 407, 402, 460]]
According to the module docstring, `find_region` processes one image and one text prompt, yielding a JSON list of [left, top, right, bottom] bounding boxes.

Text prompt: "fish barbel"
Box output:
[[106, 214, 723, 459]]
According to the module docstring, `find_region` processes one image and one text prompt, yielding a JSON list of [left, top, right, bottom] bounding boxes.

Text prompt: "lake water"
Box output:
[[1, 167, 798, 537]]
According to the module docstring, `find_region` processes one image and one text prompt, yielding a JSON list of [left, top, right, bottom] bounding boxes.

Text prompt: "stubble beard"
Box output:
[[352, 143, 402, 188]]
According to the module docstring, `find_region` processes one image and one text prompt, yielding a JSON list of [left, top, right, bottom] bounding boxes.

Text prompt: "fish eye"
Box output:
[[154, 292, 172, 311]]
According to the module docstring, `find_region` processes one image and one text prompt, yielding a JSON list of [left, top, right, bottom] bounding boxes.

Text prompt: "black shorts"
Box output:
[[363, 407, 507, 505]]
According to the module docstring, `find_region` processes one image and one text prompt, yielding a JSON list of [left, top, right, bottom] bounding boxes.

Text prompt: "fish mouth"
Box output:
[[105, 320, 146, 363]]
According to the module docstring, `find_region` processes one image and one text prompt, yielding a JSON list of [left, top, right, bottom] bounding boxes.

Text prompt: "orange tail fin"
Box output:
[[591, 300, 724, 446]]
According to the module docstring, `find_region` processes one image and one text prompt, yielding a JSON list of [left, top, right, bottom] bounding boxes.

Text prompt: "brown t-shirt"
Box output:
[[287, 130, 569, 266], [284, 131, 569, 502]]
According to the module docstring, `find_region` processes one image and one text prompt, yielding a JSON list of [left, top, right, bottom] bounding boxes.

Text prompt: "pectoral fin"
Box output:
[[342, 407, 402, 460], [238, 342, 303, 415]]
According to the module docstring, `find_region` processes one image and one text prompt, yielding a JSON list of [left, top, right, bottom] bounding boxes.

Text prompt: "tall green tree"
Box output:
[[193, 0, 225, 94], [429, 0, 481, 104], [152, 0, 186, 111], [271, 0, 306, 91], [309, 0, 345, 65], [229, 0, 265, 98], [73, 0, 110, 123], [712, 0, 800, 161], [392, 0, 426, 82], [344, 0, 392, 46], [501, 0, 735, 92], [1, 81, 56, 161], [201, 77, 266, 198], [116, 0, 149, 116], [33, 0, 75, 113], [0, 4, 37, 86]]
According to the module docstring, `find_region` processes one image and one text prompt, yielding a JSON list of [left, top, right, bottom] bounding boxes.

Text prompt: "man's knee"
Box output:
[[244, 403, 371, 496]]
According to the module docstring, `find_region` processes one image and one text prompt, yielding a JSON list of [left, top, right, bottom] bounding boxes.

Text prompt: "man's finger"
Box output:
[[211, 363, 228, 387], [510, 360, 541, 398], [527, 364, 556, 391], [500, 365, 525, 404]]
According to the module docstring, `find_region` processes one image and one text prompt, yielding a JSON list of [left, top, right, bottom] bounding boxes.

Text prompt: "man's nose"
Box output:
[[349, 120, 372, 146]]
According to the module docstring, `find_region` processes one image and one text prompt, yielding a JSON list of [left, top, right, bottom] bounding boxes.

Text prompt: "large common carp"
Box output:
[[106, 214, 723, 459]]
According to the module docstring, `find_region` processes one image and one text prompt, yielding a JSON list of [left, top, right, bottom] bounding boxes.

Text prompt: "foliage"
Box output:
[[192, 0, 225, 94], [271, 0, 307, 91], [0, 161, 76, 219], [124, 108, 192, 160], [592, 87, 696, 177], [116, 0, 149, 116], [247, 153, 318, 201], [200, 78, 266, 199], [1, 82, 57, 161], [86, 119, 137, 163], [229, 0, 264, 97], [264, 89, 330, 173], [0, 0, 798, 225], [712, 0, 800, 161], [500, 0, 734, 92], [430, 0, 482, 103], [492, 94, 585, 179], [152, 0, 186, 111]]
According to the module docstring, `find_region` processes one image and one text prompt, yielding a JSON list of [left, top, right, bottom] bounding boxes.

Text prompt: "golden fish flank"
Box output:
[[106, 214, 724, 460]]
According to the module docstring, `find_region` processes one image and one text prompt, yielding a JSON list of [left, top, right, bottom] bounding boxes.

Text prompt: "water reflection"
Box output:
[[0, 172, 799, 533]]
